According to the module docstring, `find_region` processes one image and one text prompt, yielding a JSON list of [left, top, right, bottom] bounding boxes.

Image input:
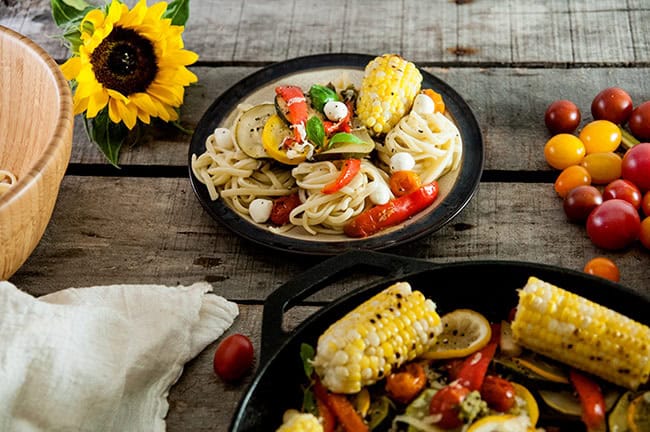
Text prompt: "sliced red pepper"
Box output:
[[276, 86, 308, 142], [323, 101, 353, 135], [452, 323, 501, 391], [569, 369, 606, 432], [344, 181, 439, 238], [313, 377, 367, 432], [322, 159, 361, 194], [316, 391, 336, 432]]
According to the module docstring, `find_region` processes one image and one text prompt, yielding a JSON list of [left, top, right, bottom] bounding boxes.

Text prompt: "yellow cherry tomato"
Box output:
[[544, 134, 586, 170], [261, 114, 308, 165], [554, 165, 591, 198], [579, 120, 622, 154], [584, 257, 620, 282], [580, 152, 622, 184]]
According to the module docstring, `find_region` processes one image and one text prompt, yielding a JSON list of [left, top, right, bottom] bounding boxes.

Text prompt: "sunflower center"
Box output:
[[91, 26, 158, 95]]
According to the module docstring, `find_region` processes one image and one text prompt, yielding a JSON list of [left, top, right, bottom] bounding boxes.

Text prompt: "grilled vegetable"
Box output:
[[356, 54, 423, 135], [321, 159, 361, 194], [275, 85, 308, 142], [313, 128, 374, 160], [312, 282, 443, 394], [511, 276, 650, 390], [233, 103, 274, 158], [275, 410, 323, 432]]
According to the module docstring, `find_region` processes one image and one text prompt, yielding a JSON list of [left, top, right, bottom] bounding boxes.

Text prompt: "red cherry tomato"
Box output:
[[545, 100, 581, 134], [586, 199, 641, 250], [621, 143, 650, 191], [213, 334, 254, 382], [642, 191, 650, 217], [385, 362, 427, 404], [628, 101, 650, 141], [429, 383, 470, 429], [270, 193, 301, 225], [481, 375, 516, 412], [591, 87, 633, 125], [554, 165, 591, 198], [603, 179, 642, 209], [563, 185, 603, 223], [641, 217, 650, 250], [583, 257, 620, 282]]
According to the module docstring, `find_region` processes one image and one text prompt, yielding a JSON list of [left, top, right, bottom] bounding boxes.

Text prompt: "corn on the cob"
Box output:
[[276, 410, 323, 432], [312, 282, 443, 394], [356, 54, 423, 136], [511, 276, 650, 390]]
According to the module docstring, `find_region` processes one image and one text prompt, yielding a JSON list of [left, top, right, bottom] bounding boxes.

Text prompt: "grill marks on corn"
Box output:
[[312, 282, 443, 394]]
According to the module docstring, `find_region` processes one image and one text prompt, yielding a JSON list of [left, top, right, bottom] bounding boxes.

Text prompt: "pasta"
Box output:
[[377, 110, 463, 184], [0, 169, 17, 197]]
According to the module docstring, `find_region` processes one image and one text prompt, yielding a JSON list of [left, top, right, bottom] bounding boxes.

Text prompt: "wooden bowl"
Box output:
[[0, 26, 73, 280]]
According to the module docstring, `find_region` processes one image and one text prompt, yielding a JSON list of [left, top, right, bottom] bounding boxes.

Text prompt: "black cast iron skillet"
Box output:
[[230, 250, 649, 431]]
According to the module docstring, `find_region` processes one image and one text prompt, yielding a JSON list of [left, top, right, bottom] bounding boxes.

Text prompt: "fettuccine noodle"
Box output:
[[0, 169, 17, 197]]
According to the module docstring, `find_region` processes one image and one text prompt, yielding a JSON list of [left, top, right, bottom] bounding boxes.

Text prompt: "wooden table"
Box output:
[[3, 0, 649, 430]]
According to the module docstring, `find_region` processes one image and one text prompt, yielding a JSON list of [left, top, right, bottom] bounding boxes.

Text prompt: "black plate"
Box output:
[[230, 250, 649, 431], [188, 54, 483, 255]]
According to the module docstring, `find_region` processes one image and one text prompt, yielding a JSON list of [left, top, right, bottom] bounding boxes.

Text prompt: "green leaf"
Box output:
[[327, 132, 365, 148], [302, 387, 318, 416], [84, 109, 129, 167], [163, 0, 190, 26], [51, 0, 91, 27], [309, 84, 339, 112], [306, 116, 325, 148], [300, 343, 315, 379]]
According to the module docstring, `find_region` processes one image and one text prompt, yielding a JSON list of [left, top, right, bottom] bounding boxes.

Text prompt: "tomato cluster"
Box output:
[[544, 87, 650, 252]]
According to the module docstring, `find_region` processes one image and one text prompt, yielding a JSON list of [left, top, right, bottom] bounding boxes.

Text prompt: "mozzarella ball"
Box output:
[[412, 93, 435, 115], [249, 198, 273, 223], [323, 101, 348, 122], [370, 183, 391, 205], [213, 128, 234, 149], [390, 152, 416, 173]]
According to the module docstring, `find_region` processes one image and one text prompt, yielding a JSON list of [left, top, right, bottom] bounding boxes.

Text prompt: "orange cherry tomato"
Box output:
[[389, 170, 422, 197], [422, 89, 445, 113], [579, 120, 622, 154], [583, 257, 620, 282], [643, 191, 650, 217], [579, 152, 622, 185], [385, 362, 427, 404], [554, 165, 591, 198], [640, 217, 650, 250], [544, 134, 586, 170]]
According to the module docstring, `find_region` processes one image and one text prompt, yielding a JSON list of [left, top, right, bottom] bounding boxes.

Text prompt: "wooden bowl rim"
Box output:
[[0, 25, 73, 208]]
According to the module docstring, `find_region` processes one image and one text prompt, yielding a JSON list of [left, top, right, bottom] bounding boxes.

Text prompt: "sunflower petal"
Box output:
[[147, 83, 182, 106], [81, 9, 106, 30], [144, 1, 168, 22], [106, 89, 129, 104], [87, 89, 109, 118], [73, 95, 89, 115], [108, 98, 122, 124], [60, 57, 82, 81], [122, 0, 147, 27]]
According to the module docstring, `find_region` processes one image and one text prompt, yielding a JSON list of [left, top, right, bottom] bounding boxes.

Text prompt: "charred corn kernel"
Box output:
[[512, 276, 650, 390], [312, 282, 442, 394], [356, 54, 423, 135], [276, 410, 323, 432]]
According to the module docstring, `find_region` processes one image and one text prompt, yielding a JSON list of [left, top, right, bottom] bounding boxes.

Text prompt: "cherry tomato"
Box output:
[[579, 152, 622, 184], [591, 87, 633, 125], [213, 334, 254, 382], [579, 120, 622, 154], [583, 257, 620, 282], [545, 100, 581, 134], [586, 199, 641, 250], [481, 375, 516, 412], [389, 170, 422, 197], [621, 143, 650, 191], [640, 217, 650, 250], [554, 165, 591, 198], [642, 191, 650, 217], [385, 362, 427, 404], [563, 185, 603, 223], [270, 193, 301, 225], [603, 179, 641, 209], [628, 101, 650, 141], [544, 134, 586, 170], [429, 383, 470, 429]]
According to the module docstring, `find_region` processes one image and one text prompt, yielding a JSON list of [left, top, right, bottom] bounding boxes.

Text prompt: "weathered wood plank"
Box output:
[[66, 66, 650, 171], [10, 176, 650, 299], [1, 0, 647, 64]]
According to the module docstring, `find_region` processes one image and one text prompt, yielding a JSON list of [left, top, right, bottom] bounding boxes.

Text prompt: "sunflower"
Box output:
[[61, 0, 198, 129]]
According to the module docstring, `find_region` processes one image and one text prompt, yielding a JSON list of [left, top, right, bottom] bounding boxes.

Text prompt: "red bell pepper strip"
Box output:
[[452, 323, 501, 391], [275, 86, 308, 142], [323, 101, 353, 135], [344, 181, 439, 238], [569, 369, 606, 432], [316, 395, 336, 432], [322, 159, 361, 194], [313, 377, 367, 432]]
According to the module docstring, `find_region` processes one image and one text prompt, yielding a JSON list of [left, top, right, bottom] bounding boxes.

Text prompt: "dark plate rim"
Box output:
[[188, 53, 484, 255]]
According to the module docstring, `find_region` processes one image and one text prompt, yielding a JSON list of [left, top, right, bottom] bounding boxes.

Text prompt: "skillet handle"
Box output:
[[260, 250, 435, 363]]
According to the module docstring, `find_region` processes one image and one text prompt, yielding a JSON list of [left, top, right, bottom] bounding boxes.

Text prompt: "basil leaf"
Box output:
[[306, 116, 325, 147], [164, 0, 190, 26], [302, 387, 318, 416], [309, 84, 339, 112], [328, 132, 366, 148], [300, 343, 315, 378]]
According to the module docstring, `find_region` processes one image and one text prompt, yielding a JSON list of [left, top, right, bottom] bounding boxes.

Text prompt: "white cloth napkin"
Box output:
[[0, 280, 239, 432]]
